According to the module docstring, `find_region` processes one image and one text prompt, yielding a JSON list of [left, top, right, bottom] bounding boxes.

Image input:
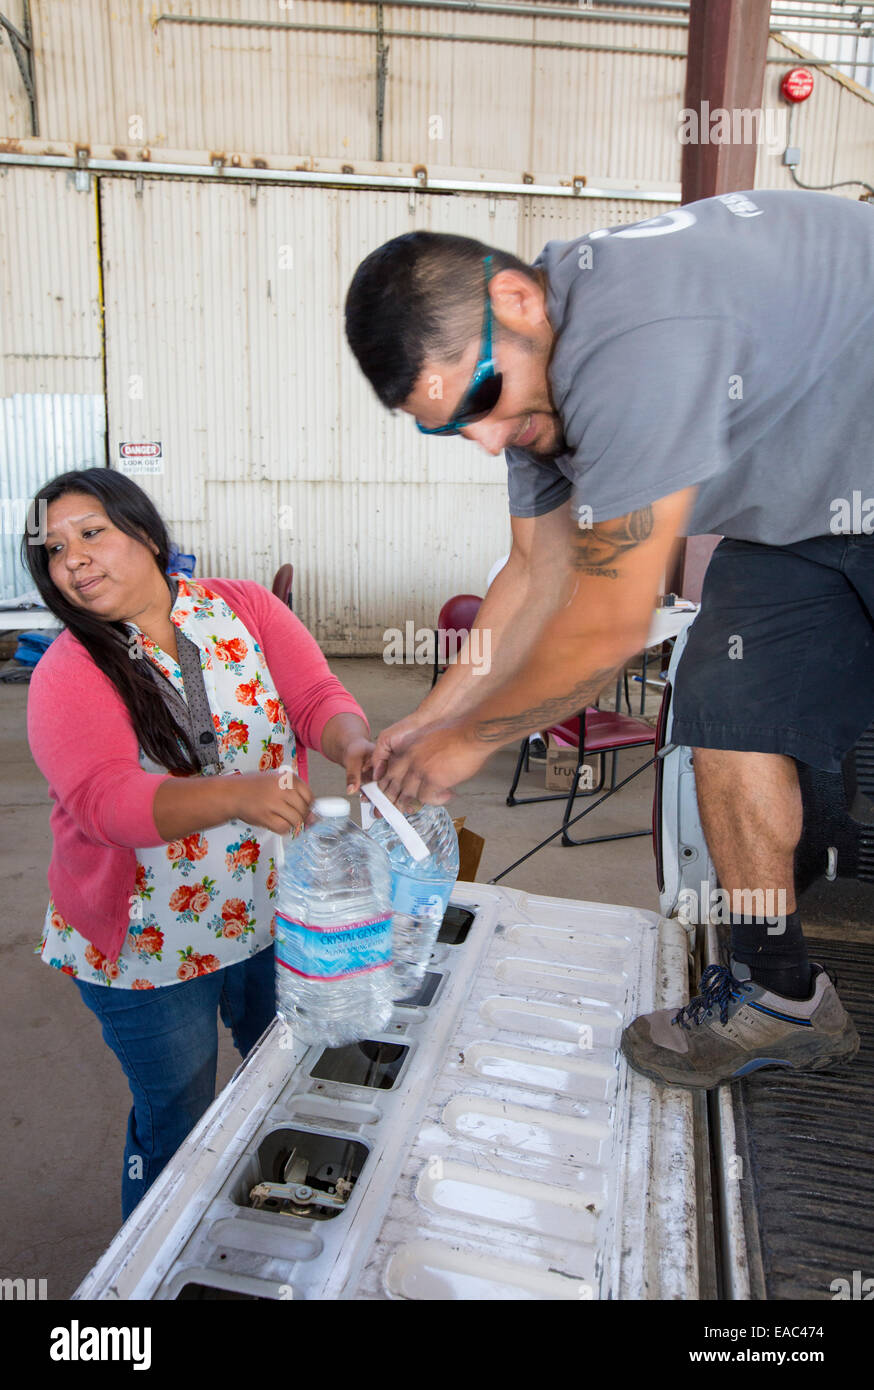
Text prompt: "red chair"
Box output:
[[506, 705, 656, 847], [271, 563, 294, 611], [431, 594, 483, 688]]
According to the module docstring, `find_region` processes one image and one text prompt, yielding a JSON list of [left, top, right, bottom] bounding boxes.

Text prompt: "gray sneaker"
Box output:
[[620, 959, 860, 1090]]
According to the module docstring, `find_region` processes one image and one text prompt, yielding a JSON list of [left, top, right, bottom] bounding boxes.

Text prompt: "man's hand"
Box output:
[[376, 487, 696, 806], [371, 709, 432, 783], [377, 718, 488, 807]]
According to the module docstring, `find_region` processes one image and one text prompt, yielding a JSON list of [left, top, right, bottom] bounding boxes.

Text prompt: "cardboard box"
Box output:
[[545, 748, 594, 793], [452, 816, 484, 881]]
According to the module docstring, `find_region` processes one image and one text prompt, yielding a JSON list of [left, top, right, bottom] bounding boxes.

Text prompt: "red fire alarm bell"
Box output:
[[781, 68, 815, 103]]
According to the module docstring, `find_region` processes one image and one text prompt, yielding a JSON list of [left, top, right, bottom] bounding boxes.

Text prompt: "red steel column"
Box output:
[[671, 0, 772, 598], [681, 0, 773, 201]]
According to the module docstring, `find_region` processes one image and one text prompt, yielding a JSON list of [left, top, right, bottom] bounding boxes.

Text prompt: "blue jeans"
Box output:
[[74, 944, 276, 1222]]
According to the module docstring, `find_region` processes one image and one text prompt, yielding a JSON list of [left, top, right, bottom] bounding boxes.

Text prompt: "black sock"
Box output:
[[729, 909, 812, 1000]]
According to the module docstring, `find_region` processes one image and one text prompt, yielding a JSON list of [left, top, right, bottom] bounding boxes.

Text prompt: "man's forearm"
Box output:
[[417, 561, 569, 724], [457, 620, 644, 751]]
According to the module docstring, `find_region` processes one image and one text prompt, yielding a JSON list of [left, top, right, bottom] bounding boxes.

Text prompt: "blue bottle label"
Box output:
[[274, 911, 392, 980], [391, 872, 454, 922]]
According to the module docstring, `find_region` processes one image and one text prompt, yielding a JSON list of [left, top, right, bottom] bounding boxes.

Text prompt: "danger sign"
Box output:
[[118, 442, 164, 475]]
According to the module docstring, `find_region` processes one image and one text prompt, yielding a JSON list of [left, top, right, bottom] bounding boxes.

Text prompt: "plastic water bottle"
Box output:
[[275, 798, 395, 1047], [367, 804, 460, 997]]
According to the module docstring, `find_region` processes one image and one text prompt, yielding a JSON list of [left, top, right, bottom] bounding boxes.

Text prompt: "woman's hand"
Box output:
[[342, 735, 376, 794], [230, 768, 313, 835], [319, 712, 375, 793]]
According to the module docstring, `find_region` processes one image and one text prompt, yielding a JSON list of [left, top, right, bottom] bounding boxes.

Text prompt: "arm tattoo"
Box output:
[[572, 505, 654, 576], [472, 665, 620, 744]]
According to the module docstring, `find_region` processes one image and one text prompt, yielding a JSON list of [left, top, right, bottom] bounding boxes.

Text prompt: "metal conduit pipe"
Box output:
[[399, 0, 873, 13], [154, 15, 687, 57], [154, 1, 874, 32], [154, 9, 874, 45], [392, 0, 874, 24], [155, 4, 689, 29], [388, 0, 691, 16]]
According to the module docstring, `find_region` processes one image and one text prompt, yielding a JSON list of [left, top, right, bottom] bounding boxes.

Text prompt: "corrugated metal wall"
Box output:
[[24, 1, 687, 182], [381, 5, 686, 182], [11, 4, 872, 193], [756, 34, 874, 189], [3, 4, 872, 637], [0, 160, 676, 638], [99, 175, 559, 650], [0, 166, 105, 598]]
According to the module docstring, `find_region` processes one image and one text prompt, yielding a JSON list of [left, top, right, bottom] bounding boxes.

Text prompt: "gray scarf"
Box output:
[[133, 578, 222, 773]]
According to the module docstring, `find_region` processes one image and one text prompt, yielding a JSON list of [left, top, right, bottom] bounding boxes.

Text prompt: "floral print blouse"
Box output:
[[36, 578, 301, 988]]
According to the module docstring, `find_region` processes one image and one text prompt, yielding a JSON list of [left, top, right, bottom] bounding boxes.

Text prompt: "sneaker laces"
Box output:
[[672, 963, 754, 1030]]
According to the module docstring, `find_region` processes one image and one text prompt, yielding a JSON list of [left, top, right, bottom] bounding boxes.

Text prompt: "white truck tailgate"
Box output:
[[74, 883, 698, 1301]]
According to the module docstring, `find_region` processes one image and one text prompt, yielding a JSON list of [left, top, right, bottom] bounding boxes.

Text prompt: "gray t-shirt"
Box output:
[[505, 189, 874, 544]]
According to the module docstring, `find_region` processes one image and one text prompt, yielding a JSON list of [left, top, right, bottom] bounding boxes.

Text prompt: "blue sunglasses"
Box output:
[[416, 255, 504, 436]]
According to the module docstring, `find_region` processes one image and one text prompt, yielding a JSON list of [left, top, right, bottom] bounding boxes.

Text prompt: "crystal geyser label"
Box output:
[[275, 912, 392, 980]]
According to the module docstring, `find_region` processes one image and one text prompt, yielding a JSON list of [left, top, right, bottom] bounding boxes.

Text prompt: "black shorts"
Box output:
[[671, 533, 874, 773]]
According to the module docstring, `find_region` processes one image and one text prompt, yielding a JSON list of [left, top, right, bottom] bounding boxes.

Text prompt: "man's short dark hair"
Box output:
[[344, 231, 539, 410]]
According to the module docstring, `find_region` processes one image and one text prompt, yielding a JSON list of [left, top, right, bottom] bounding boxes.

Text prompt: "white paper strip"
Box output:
[[360, 781, 430, 862]]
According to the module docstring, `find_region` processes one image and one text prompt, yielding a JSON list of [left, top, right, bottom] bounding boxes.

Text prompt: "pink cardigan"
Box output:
[[26, 578, 369, 963]]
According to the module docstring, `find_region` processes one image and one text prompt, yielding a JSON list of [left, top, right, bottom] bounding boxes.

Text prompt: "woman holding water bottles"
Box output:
[[24, 468, 374, 1221]]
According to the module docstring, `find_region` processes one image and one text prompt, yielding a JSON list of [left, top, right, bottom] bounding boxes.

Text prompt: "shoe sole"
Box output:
[[619, 1026, 861, 1091]]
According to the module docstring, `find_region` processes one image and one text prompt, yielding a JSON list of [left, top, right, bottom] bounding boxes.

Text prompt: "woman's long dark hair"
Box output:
[[22, 468, 200, 774]]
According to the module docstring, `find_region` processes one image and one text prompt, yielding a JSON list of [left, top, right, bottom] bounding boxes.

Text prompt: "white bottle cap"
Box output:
[[313, 797, 351, 818]]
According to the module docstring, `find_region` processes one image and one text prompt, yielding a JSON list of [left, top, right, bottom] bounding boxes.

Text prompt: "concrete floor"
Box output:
[[2, 656, 872, 1298]]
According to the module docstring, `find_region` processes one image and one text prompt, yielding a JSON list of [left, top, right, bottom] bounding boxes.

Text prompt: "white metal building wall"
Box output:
[[380, 5, 686, 183], [0, 165, 105, 599], [97, 176, 679, 651], [10, 5, 872, 202], [3, 4, 872, 634], [756, 35, 874, 189], [0, 156, 674, 638], [99, 176, 526, 650], [23, 2, 687, 183]]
